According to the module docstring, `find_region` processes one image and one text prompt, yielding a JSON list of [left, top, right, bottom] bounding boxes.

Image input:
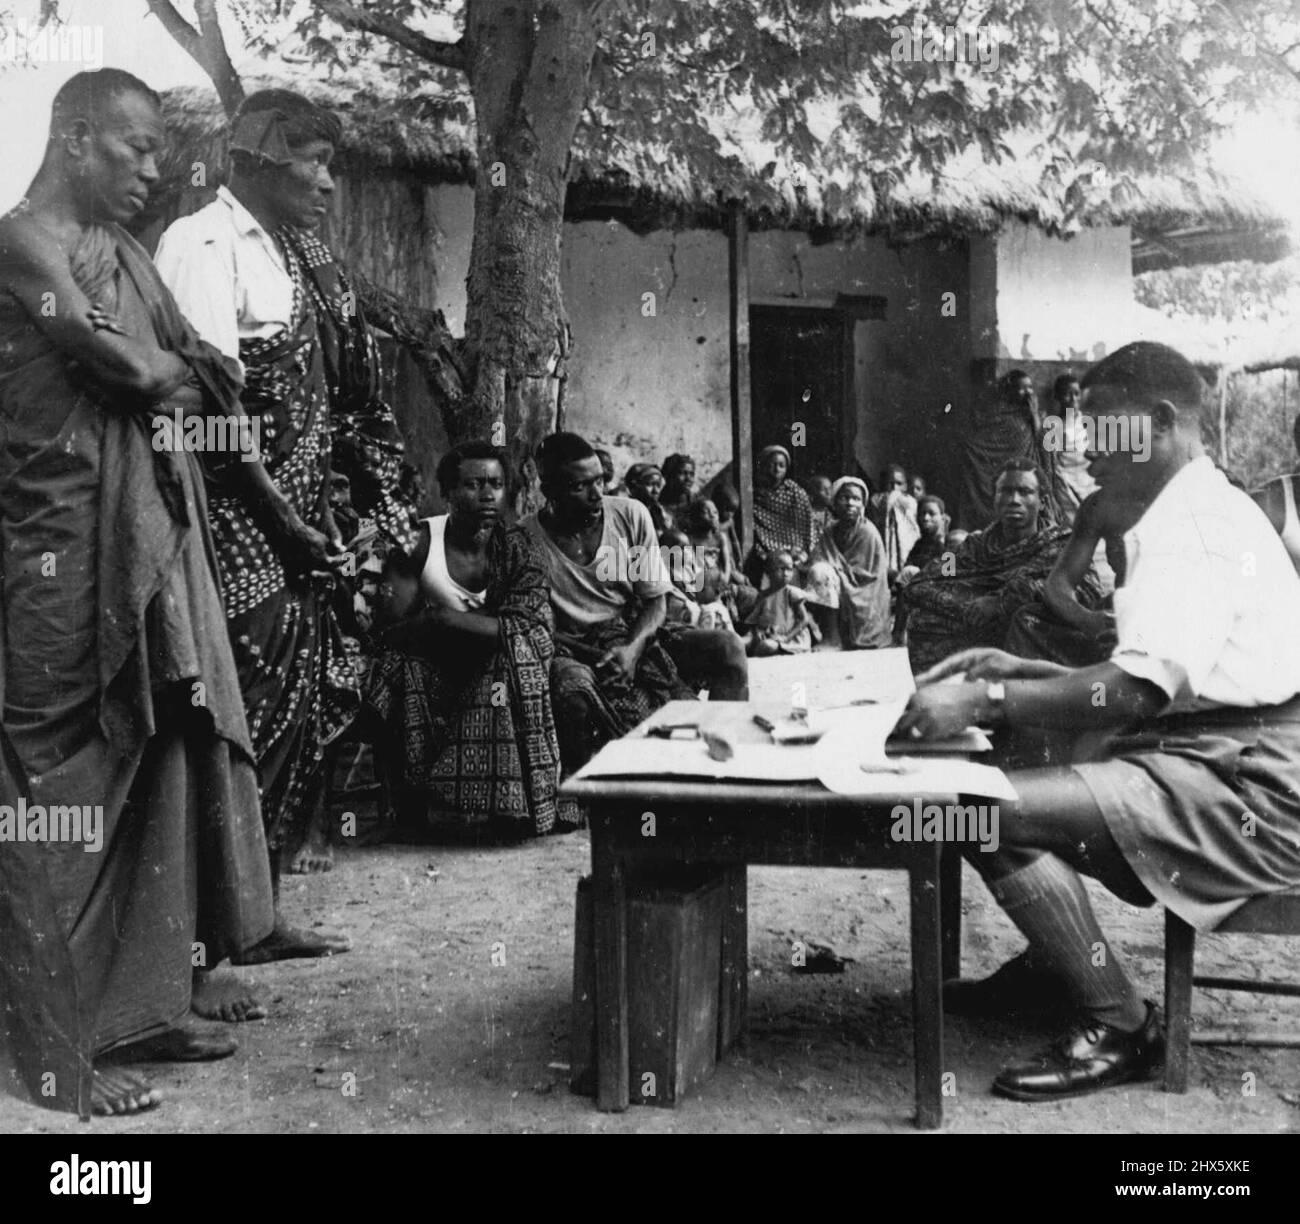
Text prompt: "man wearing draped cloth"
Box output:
[[0, 71, 276, 1117]]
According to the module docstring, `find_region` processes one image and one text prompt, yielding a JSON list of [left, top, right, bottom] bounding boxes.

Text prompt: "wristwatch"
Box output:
[[982, 680, 1007, 724]]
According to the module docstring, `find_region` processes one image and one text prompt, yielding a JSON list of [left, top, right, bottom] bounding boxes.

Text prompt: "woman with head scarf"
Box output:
[[746, 444, 817, 586], [625, 461, 672, 533], [805, 476, 893, 649]]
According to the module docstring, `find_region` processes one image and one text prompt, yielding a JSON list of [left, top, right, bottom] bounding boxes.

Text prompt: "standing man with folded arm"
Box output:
[[897, 342, 1300, 1101], [0, 70, 277, 1116]]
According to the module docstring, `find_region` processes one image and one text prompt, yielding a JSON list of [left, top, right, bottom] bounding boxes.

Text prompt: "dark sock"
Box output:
[[990, 852, 1146, 1031]]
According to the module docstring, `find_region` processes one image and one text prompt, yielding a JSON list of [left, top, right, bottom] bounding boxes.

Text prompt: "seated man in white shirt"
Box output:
[[898, 342, 1300, 1101], [523, 432, 747, 772]]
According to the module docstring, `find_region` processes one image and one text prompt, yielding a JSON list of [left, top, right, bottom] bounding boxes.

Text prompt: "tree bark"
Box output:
[[462, 0, 607, 514]]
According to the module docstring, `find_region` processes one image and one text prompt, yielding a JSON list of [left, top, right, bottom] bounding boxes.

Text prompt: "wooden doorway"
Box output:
[[749, 305, 852, 484]]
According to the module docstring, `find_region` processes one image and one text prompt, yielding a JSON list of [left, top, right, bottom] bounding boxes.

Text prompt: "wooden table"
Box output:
[[561, 774, 964, 1129]]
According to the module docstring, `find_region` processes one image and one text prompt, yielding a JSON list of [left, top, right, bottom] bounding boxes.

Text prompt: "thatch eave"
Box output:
[[159, 82, 1290, 260]]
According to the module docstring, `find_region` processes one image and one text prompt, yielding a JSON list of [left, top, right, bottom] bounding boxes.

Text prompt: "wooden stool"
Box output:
[[1163, 887, 1300, 1092]]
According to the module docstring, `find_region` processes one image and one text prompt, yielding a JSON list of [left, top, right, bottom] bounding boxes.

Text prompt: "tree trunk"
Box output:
[[462, 0, 605, 514]]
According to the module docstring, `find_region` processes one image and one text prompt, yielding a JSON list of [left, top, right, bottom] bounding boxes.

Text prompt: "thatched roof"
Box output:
[[1129, 301, 1300, 371], [160, 77, 1289, 259]]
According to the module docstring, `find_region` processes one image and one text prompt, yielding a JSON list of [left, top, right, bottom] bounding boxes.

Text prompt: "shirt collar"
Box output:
[[1129, 455, 1218, 541], [216, 184, 275, 241]]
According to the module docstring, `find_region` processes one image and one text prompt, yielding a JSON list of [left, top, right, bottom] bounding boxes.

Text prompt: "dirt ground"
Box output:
[[4, 824, 1299, 1135]]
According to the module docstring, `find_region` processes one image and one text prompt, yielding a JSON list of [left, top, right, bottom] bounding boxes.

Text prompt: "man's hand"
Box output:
[[596, 642, 640, 684], [87, 303, 128, 336], [319, 507, 350, 573], [916, 647, 1026, 686], [893, 682, 986, 741], [1079, 608, 1117, 642], [268, 502, 341, 577], [915, 647, 1073, 688]]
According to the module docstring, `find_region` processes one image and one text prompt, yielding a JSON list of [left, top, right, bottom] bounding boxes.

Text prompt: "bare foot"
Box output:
[[90, 1067, 162, 1116], [288, 836, 334, 875], [106, 1026, 237, 1063], [286, 792, 335, 874], [230, 920, 351, 965], [191, 969, 267, 1022]]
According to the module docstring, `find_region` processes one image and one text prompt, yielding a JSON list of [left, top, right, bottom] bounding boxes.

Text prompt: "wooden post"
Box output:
[[728, 201, 754, 553]]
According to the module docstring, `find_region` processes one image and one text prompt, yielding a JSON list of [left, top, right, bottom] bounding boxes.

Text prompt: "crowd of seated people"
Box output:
[[371, 369, 1269, 838]]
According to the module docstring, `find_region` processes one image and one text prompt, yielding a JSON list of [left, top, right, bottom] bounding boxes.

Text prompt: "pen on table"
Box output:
[[860, 759, 921, 775]]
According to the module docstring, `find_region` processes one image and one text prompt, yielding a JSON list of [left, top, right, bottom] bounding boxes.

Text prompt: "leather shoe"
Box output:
[[992, 1002, 1164, 1101], [943, 951, 1072, 1019]]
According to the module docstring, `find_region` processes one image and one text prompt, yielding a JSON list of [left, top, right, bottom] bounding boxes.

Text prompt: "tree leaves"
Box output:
[[226, 0, 1300, 233]]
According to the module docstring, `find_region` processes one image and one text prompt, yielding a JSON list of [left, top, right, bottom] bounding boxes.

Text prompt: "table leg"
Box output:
[[940, 847, 962, 981], [909, 849, 945, 1130], [719, 864, 748, 1055], [591, 819, 629, 1111]]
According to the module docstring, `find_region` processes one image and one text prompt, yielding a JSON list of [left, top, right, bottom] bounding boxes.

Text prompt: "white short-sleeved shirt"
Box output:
[[522, 496, 672, 631], [1111, 456, 1300, 712], [153, 186, 294, 372]]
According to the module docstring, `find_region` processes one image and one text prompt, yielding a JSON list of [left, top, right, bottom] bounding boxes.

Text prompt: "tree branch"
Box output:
[[144, 0, 202, 60], [146, 0, 244, 116], [314, 0, 468, 73]]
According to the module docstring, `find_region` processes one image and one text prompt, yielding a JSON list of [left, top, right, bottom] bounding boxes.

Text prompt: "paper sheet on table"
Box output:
[[816, 748, 1019, 805], [573, 699, 907, 783], [744, 646, 916, 707], [570, 698, 1016, 798]]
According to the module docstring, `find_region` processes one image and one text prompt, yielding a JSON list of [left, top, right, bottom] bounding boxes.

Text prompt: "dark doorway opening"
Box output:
[[749, 305, 852, 486]]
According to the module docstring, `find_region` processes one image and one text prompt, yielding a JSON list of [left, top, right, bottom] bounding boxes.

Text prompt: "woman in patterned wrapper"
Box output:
[[744, 443, 817, 587]]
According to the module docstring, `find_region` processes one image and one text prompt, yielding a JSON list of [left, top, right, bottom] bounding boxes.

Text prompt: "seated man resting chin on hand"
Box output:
[[896, 342, 1300, 1103]]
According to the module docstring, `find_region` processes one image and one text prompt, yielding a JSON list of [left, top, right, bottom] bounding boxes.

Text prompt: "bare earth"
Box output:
[[3, 828, 1299, 1134]]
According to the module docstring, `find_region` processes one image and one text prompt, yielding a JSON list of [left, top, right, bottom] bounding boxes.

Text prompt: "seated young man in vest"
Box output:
[[897, 341, 1300, 1101]]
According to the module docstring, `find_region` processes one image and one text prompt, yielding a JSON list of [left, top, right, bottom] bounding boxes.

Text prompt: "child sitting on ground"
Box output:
[[869, 461, 921, 584], [659, 527, 706, 626], [899, 494, 949, 585], [741, 549, 816, 656], [710, 483, 746, 582], [680, 497, 757, 625], [805, 473, 834, 539]]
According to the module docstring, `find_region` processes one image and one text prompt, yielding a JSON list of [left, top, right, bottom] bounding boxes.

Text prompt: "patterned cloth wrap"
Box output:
[[204, 226, 418, 851], [751, 477, 817, 561], [365, 523, 575, 834], [899, 520, 1102, 673]]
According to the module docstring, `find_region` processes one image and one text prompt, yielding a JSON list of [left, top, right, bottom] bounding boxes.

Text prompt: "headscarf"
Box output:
[[829, 476, 868, 506], [759, 444, 791, 466], [625, 462, 663, 492], [229, 90, 344, 166]]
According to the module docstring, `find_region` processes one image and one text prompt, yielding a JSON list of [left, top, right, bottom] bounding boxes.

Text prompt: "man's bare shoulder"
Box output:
[[0, 211, 63, 279]]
